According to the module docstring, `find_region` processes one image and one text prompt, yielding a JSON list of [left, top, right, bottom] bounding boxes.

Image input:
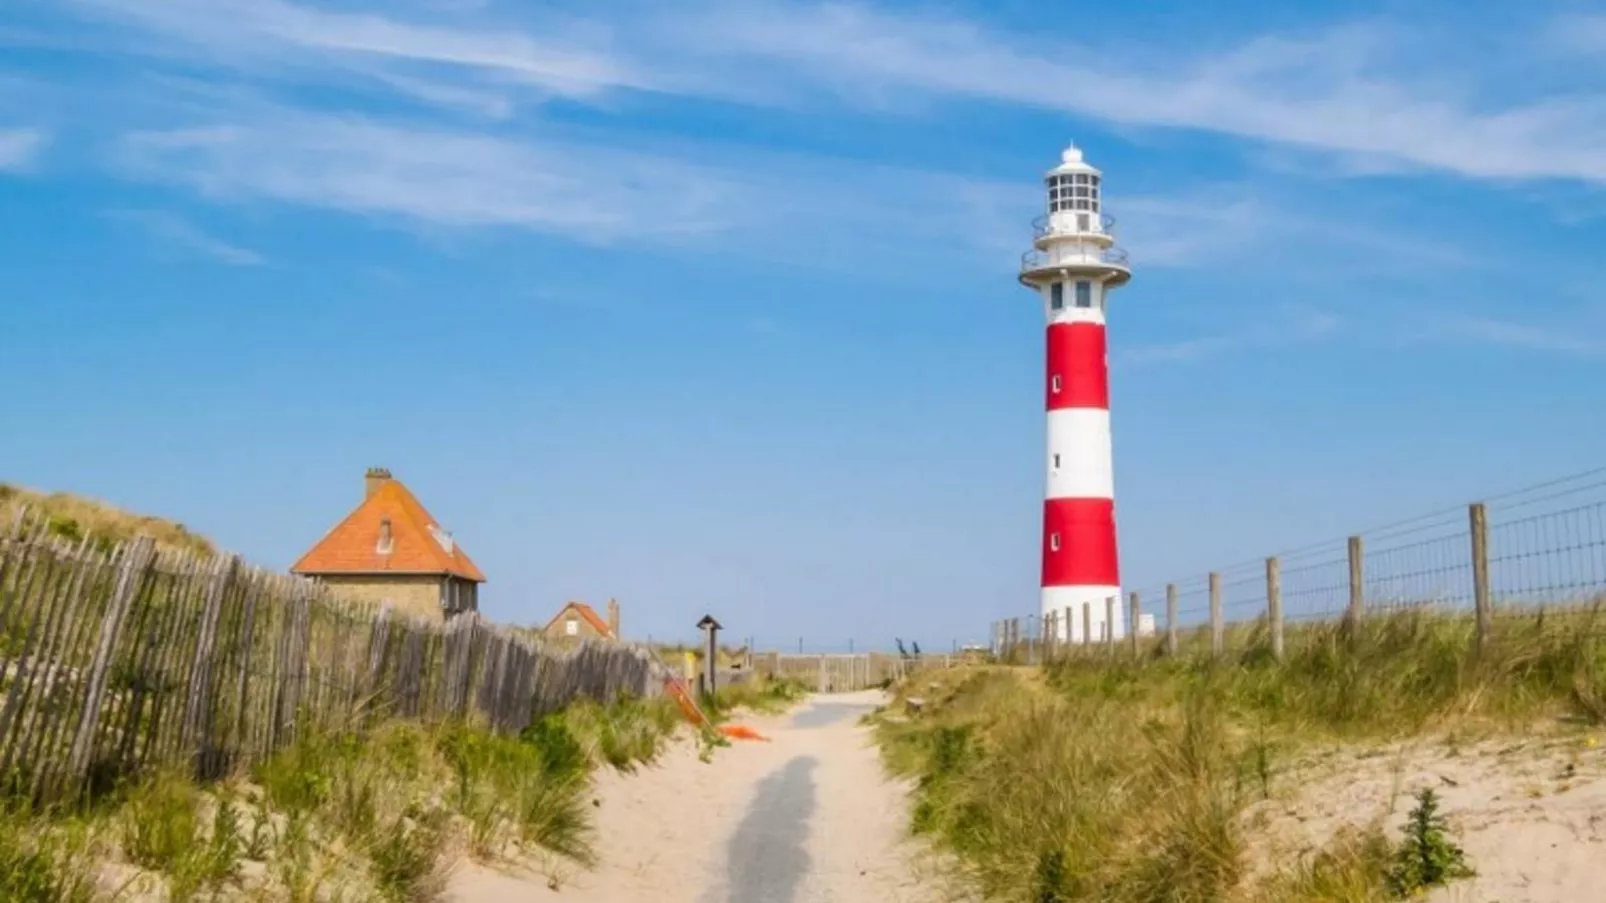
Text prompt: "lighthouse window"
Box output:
[[1050, 533, 1062, 551], [1053, 453, 1061, 470], [1075, 281, 1092, 308], [1050, 282, 1064, 310], [1051, 375, 1062, 394]]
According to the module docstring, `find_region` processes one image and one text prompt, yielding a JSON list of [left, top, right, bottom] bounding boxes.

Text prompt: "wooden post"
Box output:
[[696, 615, 721, 699], [1081, 602, 1092, 653], [183, 554, 238, 776], [1105, 596, 1116, 657], [1347, 535, 1365, 628], [67, 537, 155, 787], [1169, 584, 1182, 652], [1128, 591, 1140, 660], [1267, 556, 1284, 662], [1470, 503, 1491, 656], [1209, 572, 1224, 658]]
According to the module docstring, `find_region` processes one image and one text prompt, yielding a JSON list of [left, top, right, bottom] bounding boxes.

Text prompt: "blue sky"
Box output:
[[2, 0, 1605, 650]]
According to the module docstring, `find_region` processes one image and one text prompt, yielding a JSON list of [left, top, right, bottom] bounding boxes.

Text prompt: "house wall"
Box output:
[[315, 574, 446, 621]]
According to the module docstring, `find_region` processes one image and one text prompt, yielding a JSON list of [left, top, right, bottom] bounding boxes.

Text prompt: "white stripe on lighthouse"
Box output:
[[1044, 585, 1126, 643], [1046, 408, 1114, 500]]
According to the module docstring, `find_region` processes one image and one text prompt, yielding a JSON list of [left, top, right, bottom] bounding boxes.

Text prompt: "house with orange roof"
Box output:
[[291, 467, 485, 621], [543, 599, 620, 642]]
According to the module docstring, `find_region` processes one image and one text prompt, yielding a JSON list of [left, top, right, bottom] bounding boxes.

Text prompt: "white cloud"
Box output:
[[0, 128, 47, 171], [1420, 313, 1606, 359], [669, 4, 1606, 185], [112, 109, 1034, 257], [106, 209, 266, 265], [55, 0, 652, 107], [50, 1, 1606, 188]]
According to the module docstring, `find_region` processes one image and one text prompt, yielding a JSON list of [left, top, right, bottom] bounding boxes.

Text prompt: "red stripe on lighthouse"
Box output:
[[1046, 323, 1109, 410], [1042, 497, 1119, 586]]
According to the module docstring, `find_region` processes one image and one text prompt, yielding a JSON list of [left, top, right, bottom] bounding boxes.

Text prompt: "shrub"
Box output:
[[366, 807, 449, 903], [1385, 788, 1473, 897]]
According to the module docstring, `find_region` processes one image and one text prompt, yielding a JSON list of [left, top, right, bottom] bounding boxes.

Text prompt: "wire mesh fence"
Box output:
[[992, 465, 1606, 662]]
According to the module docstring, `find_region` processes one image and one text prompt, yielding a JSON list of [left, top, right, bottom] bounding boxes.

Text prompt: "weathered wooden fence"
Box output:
[[751, 652, 953, 692], [0, 518, 667, 803]]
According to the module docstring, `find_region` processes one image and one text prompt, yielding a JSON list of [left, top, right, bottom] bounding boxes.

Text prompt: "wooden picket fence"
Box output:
[[0, 516, 668, 804]]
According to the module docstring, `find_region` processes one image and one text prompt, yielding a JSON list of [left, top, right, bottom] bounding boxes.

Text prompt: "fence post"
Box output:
[[1128, 591, 1140, 661], [1209, 572, 1223, 658], [1082, 602, 1092, 653], [1105, 596, 1117, 658], [1165, 584, 1178, 656], [1267, 556, 1284, 662], [67, 536, 156, 788], [1470, 503, 1491, 655], [1347, 535, 1365, 629], [183, 553, 239, 776], [1027, 614, 1038, 667]]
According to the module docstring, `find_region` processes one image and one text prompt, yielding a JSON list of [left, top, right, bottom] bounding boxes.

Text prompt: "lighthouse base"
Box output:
[[1042, 585, 1124, 644]]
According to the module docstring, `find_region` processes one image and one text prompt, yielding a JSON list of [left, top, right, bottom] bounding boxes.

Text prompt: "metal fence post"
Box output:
[[1470, 502, 1491, 655], [1267, 556, 1284, 662], [1209, 572, 1224, 658]]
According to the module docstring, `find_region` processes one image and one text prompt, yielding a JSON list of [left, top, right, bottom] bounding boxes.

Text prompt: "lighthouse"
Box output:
[[1019, 144, 1131, 643]]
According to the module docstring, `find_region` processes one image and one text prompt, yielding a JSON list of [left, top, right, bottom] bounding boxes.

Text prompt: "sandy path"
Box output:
[[449, 691, 948, 903]]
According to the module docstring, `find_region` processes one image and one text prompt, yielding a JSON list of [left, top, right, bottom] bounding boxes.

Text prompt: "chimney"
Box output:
[[607, 598, 620, 639], [365, 467, 392, 499]]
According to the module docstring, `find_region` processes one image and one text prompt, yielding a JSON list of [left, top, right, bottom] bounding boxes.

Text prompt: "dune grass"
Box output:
[[876, 605, 1605, 902], [0, 483, 214, 555], [703, 674, 810, 722], [0, 691, 685, 902]]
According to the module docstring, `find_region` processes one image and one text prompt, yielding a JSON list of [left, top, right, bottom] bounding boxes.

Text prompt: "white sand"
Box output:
[[1244, 731, 1606, 902], [448, 691, 952, 902]]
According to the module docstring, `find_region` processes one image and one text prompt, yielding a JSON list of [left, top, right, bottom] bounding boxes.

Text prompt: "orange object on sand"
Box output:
[[664, 676, 709, 727], [719, 724, 770, 742], [661, 677, 768, 741]]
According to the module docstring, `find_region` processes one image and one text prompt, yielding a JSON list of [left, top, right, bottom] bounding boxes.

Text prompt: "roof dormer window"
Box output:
[[376, 518, 394, 555]]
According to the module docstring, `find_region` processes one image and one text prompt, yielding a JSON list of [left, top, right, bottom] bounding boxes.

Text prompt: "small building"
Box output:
[[543, 599, 620, 642], [291, 467, 485, 621]]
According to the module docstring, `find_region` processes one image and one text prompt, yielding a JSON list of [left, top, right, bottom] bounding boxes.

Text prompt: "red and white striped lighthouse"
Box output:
[[1019, 144, 1131, 643]]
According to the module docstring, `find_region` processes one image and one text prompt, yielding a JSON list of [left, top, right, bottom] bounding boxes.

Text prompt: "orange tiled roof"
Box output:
[[545, 601, 612, 637], [290, 476, 485, 582]]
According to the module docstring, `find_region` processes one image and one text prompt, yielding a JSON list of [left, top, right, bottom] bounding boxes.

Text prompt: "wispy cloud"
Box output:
[[0, 128, 47, 171], [45, 1, 1606, 188], [1419, 313, 1606, 359], [108, 107, 1036, 267], [113, 114, 736, 242], [671, 4, 1606, 185], [106, 208, 266, 265], [1120, 304, 1341, 365], [53, 0, 652, 110]]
